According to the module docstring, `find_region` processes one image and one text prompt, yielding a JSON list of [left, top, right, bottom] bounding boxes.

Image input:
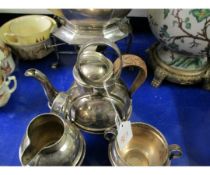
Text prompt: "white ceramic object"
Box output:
[[148, 9, 210, 56], [0, 40, 15, 75], [148, 9, 210, 72], [0, 71, 17, 107]]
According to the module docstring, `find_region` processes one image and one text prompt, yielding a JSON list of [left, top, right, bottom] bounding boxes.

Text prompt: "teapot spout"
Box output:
[[25, 68, 58, 106]]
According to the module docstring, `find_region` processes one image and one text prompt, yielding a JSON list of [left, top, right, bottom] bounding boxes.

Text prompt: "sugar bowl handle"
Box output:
[[114, 54, 147, 95], [168, 144, 182, 160]]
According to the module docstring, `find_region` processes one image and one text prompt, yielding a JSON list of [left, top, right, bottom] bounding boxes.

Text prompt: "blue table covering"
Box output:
[[0, 17, 210, 166]]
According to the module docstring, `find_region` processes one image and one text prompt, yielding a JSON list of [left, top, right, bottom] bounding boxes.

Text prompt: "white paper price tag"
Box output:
[[117, 121, 133, 150]]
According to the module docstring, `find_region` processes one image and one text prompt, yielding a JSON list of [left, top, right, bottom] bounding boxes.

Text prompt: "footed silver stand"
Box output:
[[53, 18, 131, 45], [49, 18, 133, 69]]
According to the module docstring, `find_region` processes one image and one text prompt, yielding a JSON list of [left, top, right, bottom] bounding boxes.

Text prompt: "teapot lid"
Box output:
[[75, 38, 122, 88]]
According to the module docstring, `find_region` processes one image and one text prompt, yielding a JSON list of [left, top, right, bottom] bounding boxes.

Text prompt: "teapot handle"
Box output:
[[114, 54, 147, 95]]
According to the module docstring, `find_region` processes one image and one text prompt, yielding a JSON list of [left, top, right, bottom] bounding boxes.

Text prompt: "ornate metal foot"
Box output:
[[51, 49, 61, 69], [203, 68, 210, 90], [50, 35, 61, 69], [51, 61, 59, 69], [151, 68, 167, 88]]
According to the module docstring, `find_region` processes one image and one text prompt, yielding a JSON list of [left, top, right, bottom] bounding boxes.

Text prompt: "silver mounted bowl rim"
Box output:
[[54, 9, 131, 24]]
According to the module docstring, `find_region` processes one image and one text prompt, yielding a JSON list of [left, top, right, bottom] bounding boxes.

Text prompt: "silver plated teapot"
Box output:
[[25, 39, 147, 134]]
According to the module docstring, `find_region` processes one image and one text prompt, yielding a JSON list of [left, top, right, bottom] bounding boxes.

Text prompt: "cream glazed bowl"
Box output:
[[2, 15, 57, 45], [0, 15, 57, 60]]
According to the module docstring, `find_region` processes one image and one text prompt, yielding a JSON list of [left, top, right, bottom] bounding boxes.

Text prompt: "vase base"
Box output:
[[148, 43, 210, 90]]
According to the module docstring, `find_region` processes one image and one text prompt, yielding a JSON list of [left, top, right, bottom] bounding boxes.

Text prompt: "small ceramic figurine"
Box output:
[[0, 40, 15, 76], [0, 70, 17, 107]]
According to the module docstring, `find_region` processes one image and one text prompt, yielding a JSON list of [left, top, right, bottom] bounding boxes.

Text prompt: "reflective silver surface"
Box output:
[[24, 40, 147, 134], [108, 122, 182, 166], [66, 82, 132, 133], [52, 9, 131, 27], [53, 18, 131, 45], [78, 51, 114, 84], [19, 113, 86, 166], [75, 39, 122, 88], [52, 9, 131, 44]]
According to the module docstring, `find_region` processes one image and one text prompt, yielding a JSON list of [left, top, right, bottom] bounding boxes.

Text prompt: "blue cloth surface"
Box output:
[[0, 18, 210, 166]]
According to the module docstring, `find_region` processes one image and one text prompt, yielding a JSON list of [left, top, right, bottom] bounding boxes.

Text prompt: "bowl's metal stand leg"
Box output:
[[56, 46, 78, 56], [51, 15, 66, 69], [51, 36, 61, 69], [13, 54, 20, 72], [50, 38, 78, 69], [126, 32, 133, 54], [123, 32, 134, 72], [203, 64, 210, 90], [149, 43, 167, 88], [151, 67, 167, 88]]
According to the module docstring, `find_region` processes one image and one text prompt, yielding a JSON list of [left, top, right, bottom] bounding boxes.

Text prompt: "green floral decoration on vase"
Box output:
[[190, 9, 210, 22]]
